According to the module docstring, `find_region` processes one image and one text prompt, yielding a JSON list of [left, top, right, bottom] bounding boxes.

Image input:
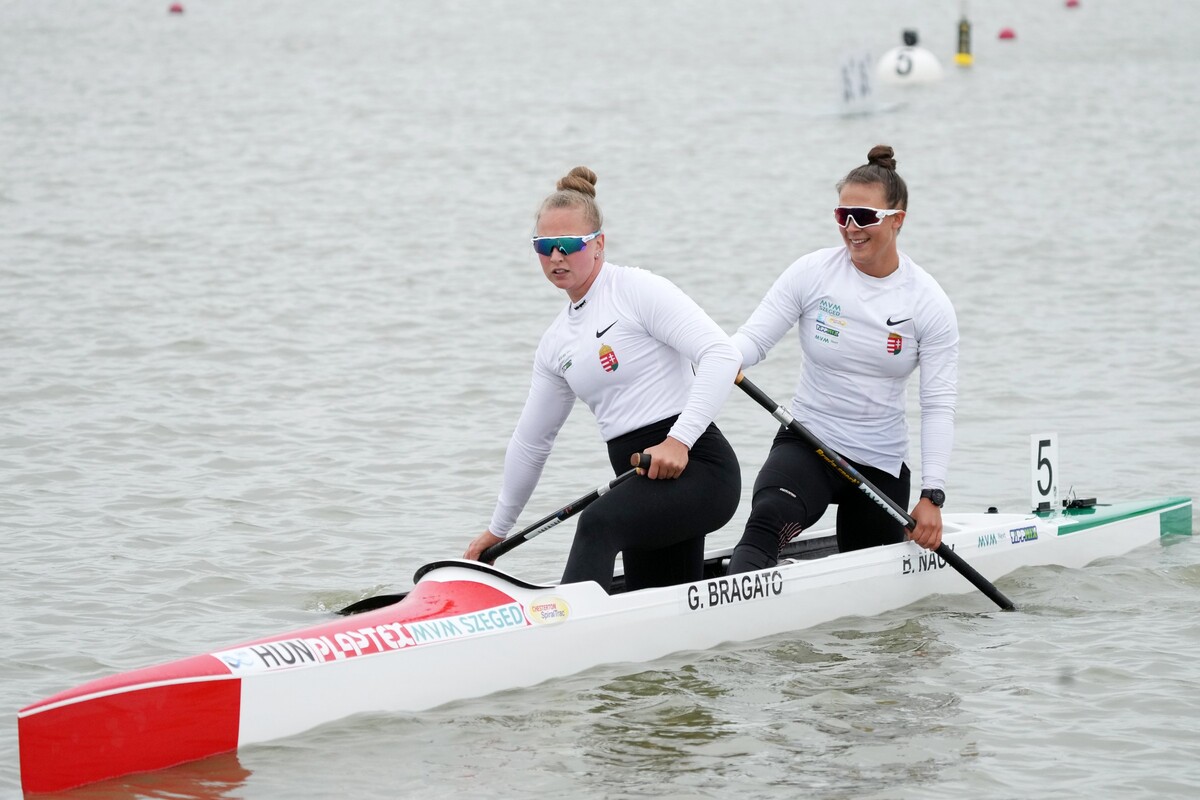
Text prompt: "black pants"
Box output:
[[727, 426, 910, 574], [562, 417, 741, 593]]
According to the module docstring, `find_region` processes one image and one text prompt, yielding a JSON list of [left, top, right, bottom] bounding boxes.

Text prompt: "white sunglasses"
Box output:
[[834, 206, 903, 228]]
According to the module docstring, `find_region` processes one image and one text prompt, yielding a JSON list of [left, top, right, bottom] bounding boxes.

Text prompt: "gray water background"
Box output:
[[3, 0, 1199, 797]]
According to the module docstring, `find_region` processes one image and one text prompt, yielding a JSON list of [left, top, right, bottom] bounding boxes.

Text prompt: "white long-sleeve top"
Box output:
[[731, 246, 958, 489], [487, 262, 741, 537]]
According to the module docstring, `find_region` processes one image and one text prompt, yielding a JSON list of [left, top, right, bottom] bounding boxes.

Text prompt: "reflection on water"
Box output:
[[34, 753, 250, 800]]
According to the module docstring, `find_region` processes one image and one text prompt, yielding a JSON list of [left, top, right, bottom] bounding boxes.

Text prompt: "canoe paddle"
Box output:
[[336, 455, 651, 616], [735, 372, 1016, 611]]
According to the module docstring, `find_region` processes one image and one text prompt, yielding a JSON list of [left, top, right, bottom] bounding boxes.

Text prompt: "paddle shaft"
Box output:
[[479, 455, 648, 562], [337, 456, 650, 616], [735, 373, 1016, 611]]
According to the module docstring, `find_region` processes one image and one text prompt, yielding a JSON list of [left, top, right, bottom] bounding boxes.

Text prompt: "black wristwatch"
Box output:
[[920, 488, 945, 508]]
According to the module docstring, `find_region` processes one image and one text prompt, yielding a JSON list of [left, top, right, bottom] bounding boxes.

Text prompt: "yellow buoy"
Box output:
[[955, 16, 974, 66]]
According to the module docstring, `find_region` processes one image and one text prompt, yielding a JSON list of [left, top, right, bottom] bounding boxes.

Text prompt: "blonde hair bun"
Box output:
[[556, 166, 598, 197]]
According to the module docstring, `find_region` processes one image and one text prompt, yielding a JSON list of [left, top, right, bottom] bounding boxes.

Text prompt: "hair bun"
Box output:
[[556, 166, 598, 197], [866, 145, 897, 171]]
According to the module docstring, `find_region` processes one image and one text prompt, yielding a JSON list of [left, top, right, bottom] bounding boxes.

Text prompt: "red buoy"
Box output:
[[1066, 0, 1080, 7], [998, 28, 1016, 40], [169, 2, 184, 12]]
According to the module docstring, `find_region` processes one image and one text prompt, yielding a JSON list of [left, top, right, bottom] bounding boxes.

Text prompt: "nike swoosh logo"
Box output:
[[886, 316, 912, 326], [596, 321, 618, 338]]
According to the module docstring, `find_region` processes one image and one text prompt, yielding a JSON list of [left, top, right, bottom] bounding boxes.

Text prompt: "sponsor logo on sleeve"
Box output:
[[557, 346, 575, 374]]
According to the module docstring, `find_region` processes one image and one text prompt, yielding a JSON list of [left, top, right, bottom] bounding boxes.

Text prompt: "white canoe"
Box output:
[[18, 496, 1193, 793]]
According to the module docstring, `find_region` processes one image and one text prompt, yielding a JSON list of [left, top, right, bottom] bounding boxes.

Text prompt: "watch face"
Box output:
[[923, 489, 945, 507]]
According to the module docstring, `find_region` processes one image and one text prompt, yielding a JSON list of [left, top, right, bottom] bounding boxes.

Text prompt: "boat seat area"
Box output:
[[608, 533, 841, 594]]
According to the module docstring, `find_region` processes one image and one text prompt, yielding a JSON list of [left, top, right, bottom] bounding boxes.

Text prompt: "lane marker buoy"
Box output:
[[955, 16, 973, 67], [876, 29, 945, 85]]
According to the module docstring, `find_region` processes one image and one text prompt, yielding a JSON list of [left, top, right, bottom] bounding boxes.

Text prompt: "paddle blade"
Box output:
[[336, 591, 408, 616]]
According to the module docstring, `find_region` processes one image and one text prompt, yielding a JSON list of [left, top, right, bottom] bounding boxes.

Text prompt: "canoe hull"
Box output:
[[18, 497, 1192, 793], [19, 665, 242, 794]]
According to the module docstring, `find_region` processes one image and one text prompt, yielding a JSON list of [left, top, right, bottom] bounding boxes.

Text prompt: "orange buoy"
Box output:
[[998, 28, 1016, 40], [169, 2, 184, 12]]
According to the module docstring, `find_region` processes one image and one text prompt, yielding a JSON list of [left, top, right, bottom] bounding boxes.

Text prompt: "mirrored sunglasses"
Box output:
[[531, 230, 602, 256], [834, 206, 903, 228]]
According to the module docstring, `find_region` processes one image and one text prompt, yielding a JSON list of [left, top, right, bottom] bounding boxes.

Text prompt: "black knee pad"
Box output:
[[750, 486, 808, 549]]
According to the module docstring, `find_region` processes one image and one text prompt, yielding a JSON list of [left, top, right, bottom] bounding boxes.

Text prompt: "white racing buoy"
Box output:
[[876, 29, 944, 86]]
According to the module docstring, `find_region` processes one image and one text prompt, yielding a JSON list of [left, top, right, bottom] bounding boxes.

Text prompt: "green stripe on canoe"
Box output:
[[1161, 503, 1194, 537], [1049, 497, 1192, 536]]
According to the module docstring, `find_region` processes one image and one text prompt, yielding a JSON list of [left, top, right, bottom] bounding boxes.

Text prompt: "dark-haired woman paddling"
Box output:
[[727, 145, 959, 574], [464, 167, 741, 593]]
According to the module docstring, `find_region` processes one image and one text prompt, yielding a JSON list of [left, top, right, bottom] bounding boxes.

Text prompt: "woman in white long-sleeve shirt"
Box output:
[[463, 167, 742, 593], [727, 145, 958, 574]]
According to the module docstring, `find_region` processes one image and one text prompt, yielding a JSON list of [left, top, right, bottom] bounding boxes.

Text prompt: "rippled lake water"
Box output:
[[4, 0, 1199, 797]]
